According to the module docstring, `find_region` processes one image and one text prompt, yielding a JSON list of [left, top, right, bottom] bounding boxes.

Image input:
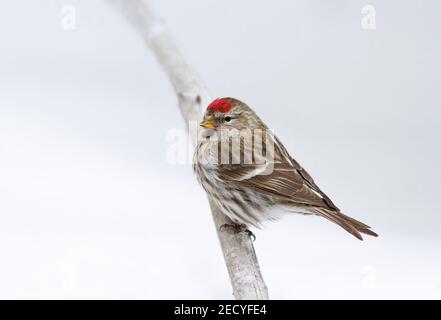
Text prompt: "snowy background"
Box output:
[[0, 0, 440, 299]]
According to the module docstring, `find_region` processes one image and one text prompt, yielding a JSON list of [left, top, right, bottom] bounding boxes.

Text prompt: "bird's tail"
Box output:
[[315, 208, 378, 241]]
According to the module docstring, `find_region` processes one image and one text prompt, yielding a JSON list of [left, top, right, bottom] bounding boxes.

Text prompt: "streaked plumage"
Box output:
[[194, 97, 378, 240]]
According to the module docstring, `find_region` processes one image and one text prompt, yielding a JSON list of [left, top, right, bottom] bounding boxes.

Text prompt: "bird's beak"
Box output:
[[200, 119, 215, 129]]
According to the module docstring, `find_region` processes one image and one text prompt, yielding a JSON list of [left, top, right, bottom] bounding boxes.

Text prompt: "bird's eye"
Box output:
[[224, 116, 232, 123]]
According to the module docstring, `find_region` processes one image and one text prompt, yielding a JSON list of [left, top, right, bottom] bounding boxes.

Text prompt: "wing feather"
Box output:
[[217, 134, 337, 210]]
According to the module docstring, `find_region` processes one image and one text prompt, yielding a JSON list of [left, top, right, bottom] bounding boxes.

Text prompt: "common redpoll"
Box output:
[[193, 97, 378, 240]]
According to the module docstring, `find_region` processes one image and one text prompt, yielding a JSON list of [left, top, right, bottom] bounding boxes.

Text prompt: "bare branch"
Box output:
[[108, 0, 268, 299]]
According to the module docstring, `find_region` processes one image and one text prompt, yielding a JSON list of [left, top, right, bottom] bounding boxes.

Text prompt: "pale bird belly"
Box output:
[[194, 140, 304, 227]]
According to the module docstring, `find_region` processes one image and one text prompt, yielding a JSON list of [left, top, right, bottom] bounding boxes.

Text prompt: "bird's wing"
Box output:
[[217, 135, 338, 210], [274, 136, 339, 210]]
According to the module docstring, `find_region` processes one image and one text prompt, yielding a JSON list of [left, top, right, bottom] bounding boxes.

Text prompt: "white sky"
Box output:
[[0, 0, 440, 299]]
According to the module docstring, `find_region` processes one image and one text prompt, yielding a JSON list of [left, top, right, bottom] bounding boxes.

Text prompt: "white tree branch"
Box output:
[[108, 0, 268, 300]]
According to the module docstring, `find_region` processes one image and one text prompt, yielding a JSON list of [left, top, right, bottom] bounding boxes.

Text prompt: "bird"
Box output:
[[193, 97, 378, 240]]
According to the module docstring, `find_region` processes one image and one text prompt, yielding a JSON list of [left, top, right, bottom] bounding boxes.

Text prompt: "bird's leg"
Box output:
[[219, 223, 256, 241]]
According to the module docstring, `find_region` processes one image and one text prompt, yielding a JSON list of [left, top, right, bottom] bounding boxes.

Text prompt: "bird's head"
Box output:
[[200, 97, 265, 132]]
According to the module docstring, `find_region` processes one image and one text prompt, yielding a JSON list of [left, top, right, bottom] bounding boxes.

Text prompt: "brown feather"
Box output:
[[313, 208, 378, 240]]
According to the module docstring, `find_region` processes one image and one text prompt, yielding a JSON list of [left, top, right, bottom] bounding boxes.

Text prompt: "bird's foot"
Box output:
[[219, 223, 256, 241], [244, 229, 256, 241]]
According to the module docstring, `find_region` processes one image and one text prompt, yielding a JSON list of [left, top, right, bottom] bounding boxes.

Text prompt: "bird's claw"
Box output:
[[244, 229, 256, 241], [219, 223, 256, 241]]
